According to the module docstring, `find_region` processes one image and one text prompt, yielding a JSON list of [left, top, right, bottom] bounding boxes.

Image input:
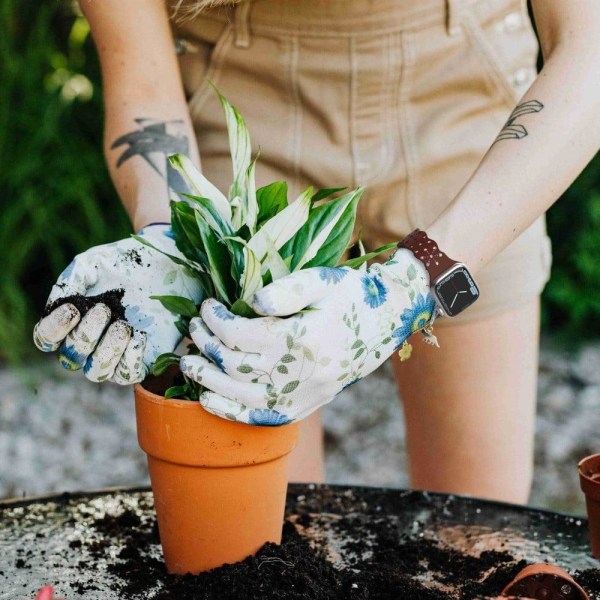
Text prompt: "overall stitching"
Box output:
[[462, 12, 521, 108], [233, 0, 252, 48], [187, 23, 235, 120], [446, 0, 463, 35], [352, 34, 395, 189], [286, 35, 303, 194], [398, 29, 420, 231], [349, 36, 359, 188]]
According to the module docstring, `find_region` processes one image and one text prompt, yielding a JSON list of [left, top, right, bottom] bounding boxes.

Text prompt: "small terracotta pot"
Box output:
[[578, 453, 600, 559], [501, 563, 589, 600], [134, 381, 299, 574]]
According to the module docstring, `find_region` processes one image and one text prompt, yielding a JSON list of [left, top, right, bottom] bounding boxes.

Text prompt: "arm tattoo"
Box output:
[[492, 100, 544, 145], [111, 118, 190, 197]]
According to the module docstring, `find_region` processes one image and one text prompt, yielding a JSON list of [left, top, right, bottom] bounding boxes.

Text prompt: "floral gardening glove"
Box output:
[[33, 224, 202, 384], [180, 247, 440, 425]]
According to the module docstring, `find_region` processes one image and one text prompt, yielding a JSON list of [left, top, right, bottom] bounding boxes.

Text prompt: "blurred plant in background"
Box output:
[[0, 0, 130, 361], [0, 0, 598, 362]]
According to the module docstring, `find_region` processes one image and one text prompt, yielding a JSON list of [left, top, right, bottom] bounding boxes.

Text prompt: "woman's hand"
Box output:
[[34, 224, 202, 384], [181, 248, 438, 425]]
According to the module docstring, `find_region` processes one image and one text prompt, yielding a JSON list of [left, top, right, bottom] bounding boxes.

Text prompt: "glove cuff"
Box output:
[[136, 222, 170, 235]]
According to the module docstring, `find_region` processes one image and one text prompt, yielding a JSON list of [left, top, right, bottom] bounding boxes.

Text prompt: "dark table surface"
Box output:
[[0, 484, 598, 599]]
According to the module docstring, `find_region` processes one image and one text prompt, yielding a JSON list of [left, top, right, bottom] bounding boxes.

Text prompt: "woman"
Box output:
[[35, 0, 599, 503]]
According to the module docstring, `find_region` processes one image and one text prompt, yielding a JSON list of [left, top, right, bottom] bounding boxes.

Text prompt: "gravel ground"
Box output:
[[0, 334, 598, 514]]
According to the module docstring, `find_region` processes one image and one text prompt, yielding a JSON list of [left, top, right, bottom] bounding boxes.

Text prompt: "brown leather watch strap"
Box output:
[[398, 229, 458, 283]]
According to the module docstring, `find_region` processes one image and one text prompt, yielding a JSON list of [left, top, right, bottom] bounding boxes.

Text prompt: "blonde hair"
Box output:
[[170, 0, 243, 21]]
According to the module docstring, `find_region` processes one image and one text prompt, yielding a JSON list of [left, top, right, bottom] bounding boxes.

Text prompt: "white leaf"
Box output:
[[247, 187, 312, 262], [263, 234, 291, 280], [214, 88, 251, 202], [245, 158, 258, 234], [241, 245, 263, 301], [169, 154, 231, 222], [358, 239, 368, 271]]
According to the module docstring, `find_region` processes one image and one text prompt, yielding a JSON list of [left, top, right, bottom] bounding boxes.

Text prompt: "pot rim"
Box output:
[[501, 563, 589, 600], [578, 453, 600, 500], [134, 382, 300, 467]]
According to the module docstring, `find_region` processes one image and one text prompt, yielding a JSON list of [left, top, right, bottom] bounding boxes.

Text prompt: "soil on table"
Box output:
[[68, 495, 599, 600]]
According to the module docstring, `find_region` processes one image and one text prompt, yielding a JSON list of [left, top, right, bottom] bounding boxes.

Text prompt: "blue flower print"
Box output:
[[361, 274, 388, 309], [341, 375, 362, 391], [249, 409, 292, 426], [58, 343, 88, 370], [213, 304, 235, 321], [391, 293, 436, 349], [125, 305, 155, 331], [204, 342, 226, 372], [58, 260, 77, 282], [319, 267, 348, 285]]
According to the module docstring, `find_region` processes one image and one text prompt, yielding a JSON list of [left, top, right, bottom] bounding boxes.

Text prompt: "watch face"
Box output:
[[435, 267, 479, 317]]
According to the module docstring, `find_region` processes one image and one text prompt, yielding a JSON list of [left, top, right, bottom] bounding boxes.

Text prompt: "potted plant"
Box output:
[[134, 86, 396, 574]]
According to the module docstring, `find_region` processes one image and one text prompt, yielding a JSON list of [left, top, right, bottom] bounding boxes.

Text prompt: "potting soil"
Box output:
[[0, 485, 598, 599]]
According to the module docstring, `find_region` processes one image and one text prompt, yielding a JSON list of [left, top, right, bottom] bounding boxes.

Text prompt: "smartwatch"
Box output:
[[398, 229, 480, 318]]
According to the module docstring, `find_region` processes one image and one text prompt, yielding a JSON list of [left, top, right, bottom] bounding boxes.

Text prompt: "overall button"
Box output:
[[495, 11, 523, 33], [511, 66, 535, 86]]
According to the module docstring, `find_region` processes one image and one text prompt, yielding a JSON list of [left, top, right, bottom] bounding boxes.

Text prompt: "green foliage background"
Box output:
[[0, 0, 598, 361]]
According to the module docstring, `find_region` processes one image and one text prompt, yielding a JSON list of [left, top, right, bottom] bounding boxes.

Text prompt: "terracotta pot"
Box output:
[[578, 453, 600, 559], [501, 563, 589, 600], [134, 380, 300, 574]]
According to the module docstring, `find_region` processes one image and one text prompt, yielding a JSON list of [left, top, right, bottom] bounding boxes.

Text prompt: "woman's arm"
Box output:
[[80, 0, 199, 231], [427, 0, 600, 275]]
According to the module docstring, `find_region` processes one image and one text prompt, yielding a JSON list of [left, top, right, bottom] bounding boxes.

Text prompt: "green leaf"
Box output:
[[175, 317, 191, 337], [225, 413, 237, 421], [353, 348, 365, 360], [150, 295, 198, 318], [132, 234, 196, 270], [230, 298, 259, 318], [168, 153, 231, 221], [237, 364, 254, 374], [152, 352, 181, 376], [170, 201, 208, 266], [276, 365, 289, 374], [257, 182, 288, 226], [282, 188, 364, 271], [281, 380, 300, 394], [286, 335, 294, 350], [337, 373, 349, 381], [165, 385, 188, 399], [339, 242, 398, 269], [196, 213, 235, 304], [267, 398, 277, 409], [281, 353, 296, 363], [302, 189, 364, 269], [351, 339, 363, 349], [311, 187, 347, 203]]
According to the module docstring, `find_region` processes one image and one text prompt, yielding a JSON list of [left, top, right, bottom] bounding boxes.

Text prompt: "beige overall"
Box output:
[[171, 0, 553, 326]]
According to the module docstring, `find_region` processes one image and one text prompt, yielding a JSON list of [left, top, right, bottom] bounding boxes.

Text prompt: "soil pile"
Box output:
[[77, 506, 598, 600]]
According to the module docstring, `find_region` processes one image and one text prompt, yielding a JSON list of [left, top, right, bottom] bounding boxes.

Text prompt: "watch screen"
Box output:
[[435, 267, 480, 317]]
